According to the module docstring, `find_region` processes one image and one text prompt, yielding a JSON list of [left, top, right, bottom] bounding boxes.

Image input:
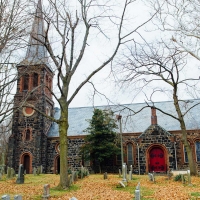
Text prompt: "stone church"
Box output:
[[7, 0, 200, 174]]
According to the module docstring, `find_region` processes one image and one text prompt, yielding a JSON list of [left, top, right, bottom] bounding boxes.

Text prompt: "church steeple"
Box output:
[[21, 0, 48, 65]]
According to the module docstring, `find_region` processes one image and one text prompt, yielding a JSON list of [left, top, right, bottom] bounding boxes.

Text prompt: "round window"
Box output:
[[23, 105, 35, 116]]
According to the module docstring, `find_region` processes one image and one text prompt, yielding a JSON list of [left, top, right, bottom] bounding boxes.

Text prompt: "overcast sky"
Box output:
[[24, 0, 200, 108]]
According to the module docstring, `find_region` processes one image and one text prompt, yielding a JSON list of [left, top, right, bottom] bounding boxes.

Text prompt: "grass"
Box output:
[[0, 174, 200, 199]]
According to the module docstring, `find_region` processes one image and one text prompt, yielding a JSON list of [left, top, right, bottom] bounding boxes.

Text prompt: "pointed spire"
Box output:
[[20, 0, 48, 66]]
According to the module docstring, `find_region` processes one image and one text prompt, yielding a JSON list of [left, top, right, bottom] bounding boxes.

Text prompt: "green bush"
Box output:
[[174, 174, 185, 182]]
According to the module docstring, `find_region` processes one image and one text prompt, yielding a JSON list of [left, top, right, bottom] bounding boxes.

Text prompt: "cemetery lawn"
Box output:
[[1, 174, 200, 199]]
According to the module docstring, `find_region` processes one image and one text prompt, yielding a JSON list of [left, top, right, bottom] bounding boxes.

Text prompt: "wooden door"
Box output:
[[23, 155, 30, 174], [149, 147, 166, 172]]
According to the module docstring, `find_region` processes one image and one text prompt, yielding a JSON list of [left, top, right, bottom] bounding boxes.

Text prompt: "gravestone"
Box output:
[[125, 164, 128, 180], [37, 166, 41, 175], [181, 174, 185, 184], [80, 166, 84, 179], [71, 171, 75, 184], [119, 169, 121, 178], [11, 168, 16, 178], [7, 167, 11, 179], [122, 163, 127, 182], [148, 173, 155, 182], [135, 182, 140, 200], [69, 175, 73, 186], [24, 170, 26, 175], [40, 165, 43, 174], [33, 167, 37, 176], [16, 164, 24, 184], [74, 171, 78, 181], [70, 197, 78, 200], [129, 165, 133, 180], [104, 172, 108, 179], [187, 170, 192, 186], [14, 195, 22, 200], [1, 195, 10, 200], [42, 184, 50, 199], [0, 153, 5, 174], [129, 171, 132, 181], [119, 181, 126, 188]]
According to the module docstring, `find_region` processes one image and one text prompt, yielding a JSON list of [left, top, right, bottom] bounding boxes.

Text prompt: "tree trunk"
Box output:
[[58, 105, 69, 188], [173, 93, 197, 175]]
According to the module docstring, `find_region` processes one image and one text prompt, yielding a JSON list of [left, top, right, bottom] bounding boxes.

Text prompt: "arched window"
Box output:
[[45, 75, 49, 94], [127, 143, 133, 166], [22, 128, 32, 141], [23, 74, 29, 91], [25, 129, 31, 141], [33, 73, 38, 87], [48, 78, 52, 95], [195, 141, 200, 162], [184, 146, 188, 163]]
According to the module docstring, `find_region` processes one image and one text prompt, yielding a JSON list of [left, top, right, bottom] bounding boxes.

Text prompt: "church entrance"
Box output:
[[149, 147, 166, 172], [20, 153, 32, 174], [24, 155, 30, 174]]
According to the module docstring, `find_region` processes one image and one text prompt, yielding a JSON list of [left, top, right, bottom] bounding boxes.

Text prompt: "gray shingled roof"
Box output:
[[47, 99, 200, 137]]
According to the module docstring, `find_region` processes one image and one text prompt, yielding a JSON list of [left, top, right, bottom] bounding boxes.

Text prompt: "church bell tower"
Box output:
[[7, 0, 54, 173]]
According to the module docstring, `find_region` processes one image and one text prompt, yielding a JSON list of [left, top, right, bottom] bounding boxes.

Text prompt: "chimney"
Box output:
[[151, 107, 157, 125]]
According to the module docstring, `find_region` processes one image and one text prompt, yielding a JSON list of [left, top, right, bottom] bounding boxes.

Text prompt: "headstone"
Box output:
[[42, 184, 50, 199], [37, 166, 41, 175], [122, 163, 127, 182], [55, 170, 58, 175], [69, 175, 72, 186], [33, 167, 37, 176], [40, 165, 43, 174], [0, 153, 5, 174], [80, 166, 84, 179], [7, 167, 11, 179], [11, 168, 16, 178], [1, 195, 10, 200], [16, 164, 24, 184], [148, 173, 155, 182], [119, 181, 126, 187], [125, 164, 128, 180], [14, 195, 22, 200], [119, 169, 121, 178], [187, 170, 192, 186], [129, 171, 132, 181], [24, 170, 26, 175], [130, 165, 133, 180], [70, 197, 78, 200], [135, 182, 140, 200], [104, 172, 108, 179], [0, 173, 2, 181], [71, 171, 75, 184], [181, 174, 185, 184], [74, 171, 78, 181]]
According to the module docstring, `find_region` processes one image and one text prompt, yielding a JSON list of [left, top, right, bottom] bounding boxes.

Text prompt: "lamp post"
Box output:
[[116, 115, 124, 170]]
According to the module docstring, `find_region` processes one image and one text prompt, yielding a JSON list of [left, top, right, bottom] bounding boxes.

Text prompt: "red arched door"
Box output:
[[149, 147, 166, 172]]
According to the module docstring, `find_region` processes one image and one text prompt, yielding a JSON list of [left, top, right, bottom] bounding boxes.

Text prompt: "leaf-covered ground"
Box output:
[[0, 174, 200, 199]]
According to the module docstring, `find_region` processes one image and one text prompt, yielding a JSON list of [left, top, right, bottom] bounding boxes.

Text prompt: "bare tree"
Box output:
[[116, 41, 200, 175], [32, 0, 155, 188], [0, 0, 31, 119], [150, 0, 200, 62], [0, 0, 30, 55], [0, 119, 12, 159]]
